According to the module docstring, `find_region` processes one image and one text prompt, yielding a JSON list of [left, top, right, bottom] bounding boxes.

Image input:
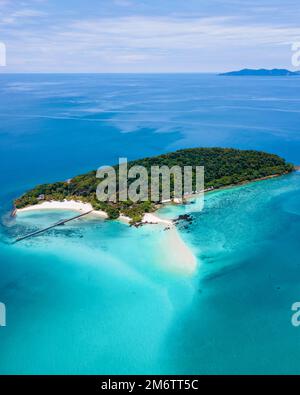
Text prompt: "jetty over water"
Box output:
[[14, 210, 93, 243]]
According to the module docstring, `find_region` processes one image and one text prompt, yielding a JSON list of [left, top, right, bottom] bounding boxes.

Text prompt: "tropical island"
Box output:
[[14, 148, 294, 224], [220, 68, 300, 76]]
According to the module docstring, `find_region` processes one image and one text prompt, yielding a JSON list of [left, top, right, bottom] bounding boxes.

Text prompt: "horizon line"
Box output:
[[0, 71, 220, 75]]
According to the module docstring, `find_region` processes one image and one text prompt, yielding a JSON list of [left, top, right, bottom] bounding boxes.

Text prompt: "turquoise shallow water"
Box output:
[[0, 213, 197, 374], [1, 74, 300, 373], [160, 172, 300, 374], [1, 174, 300, 374]]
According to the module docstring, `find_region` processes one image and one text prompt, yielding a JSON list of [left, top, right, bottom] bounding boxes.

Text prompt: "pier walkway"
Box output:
[[14, 210, 93, 243]]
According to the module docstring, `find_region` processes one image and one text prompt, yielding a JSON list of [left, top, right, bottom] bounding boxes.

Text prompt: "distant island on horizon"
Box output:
[[220, 68, 300, 76]]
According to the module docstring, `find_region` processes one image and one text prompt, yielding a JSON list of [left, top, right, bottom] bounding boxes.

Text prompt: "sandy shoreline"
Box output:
[[15, 171, 290, 218], [15, 173, 285, 271], [142, 213, 173, 226], [14, 172, 293, 275], [15, 199, 196, 274], [160, 225, 197, 274], [16, 200, 108, 218], [142, 214, 197, 274], [15, 200, 175, 226]]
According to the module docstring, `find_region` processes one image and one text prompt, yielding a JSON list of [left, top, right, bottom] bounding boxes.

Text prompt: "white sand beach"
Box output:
[[16, 201, 172, 225], [16, 200, 197, 274], [142, 213, 173, 226], [158, 225, 197, 275], [16, 200, 108, 219], [118, 214, 131, 224], [143, 213, 197, 274]]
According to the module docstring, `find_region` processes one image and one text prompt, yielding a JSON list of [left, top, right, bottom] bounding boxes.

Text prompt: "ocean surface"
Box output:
[[1, 73, 300, 373]]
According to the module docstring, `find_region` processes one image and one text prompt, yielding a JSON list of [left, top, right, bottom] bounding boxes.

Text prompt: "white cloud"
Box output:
[[3, 14, 300, 71], [12, 9, 47, 18], [0, 7, 47, 27], [56, 15, 300, 50]]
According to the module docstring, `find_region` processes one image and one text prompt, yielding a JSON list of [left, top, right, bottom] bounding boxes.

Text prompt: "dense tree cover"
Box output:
[[14, 148, 294, 223]]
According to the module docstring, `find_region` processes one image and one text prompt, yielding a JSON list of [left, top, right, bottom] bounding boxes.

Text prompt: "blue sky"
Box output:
[[0, 0, 300, 72]]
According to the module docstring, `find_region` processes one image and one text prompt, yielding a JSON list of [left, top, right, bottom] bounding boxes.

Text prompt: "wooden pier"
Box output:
[[14, 210, 93, 243]]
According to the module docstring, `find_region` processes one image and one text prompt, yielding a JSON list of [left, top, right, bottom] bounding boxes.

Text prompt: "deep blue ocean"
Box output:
[[1, 73, 300, 373]]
